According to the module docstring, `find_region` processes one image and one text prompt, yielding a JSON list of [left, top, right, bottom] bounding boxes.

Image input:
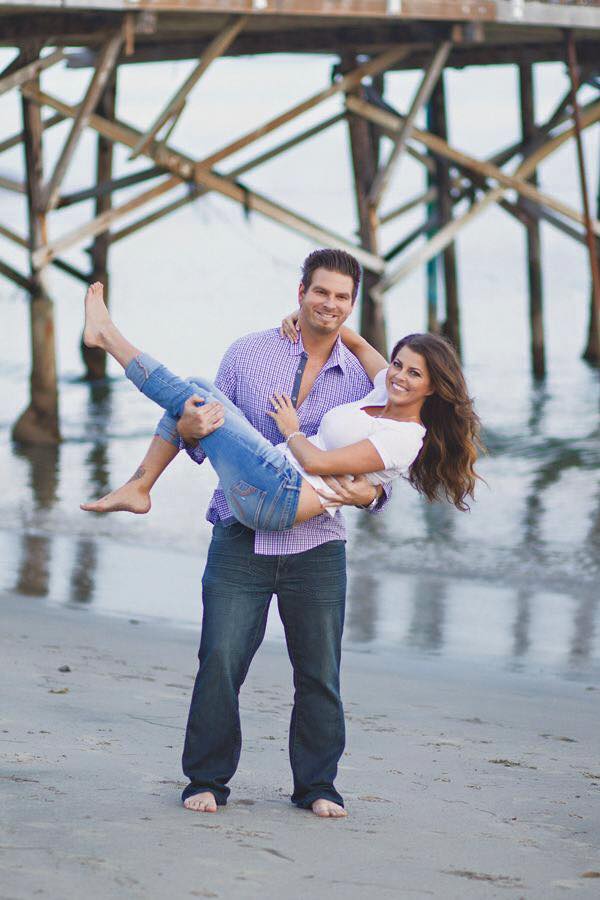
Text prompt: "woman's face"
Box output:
[[385, 345, 433, 410]]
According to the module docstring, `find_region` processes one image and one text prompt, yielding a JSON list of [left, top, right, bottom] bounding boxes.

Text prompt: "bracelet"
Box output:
[[285, 430, 305, 444]]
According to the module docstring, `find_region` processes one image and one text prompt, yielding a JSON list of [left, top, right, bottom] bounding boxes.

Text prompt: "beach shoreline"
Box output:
[[2, 589, 599, 899]]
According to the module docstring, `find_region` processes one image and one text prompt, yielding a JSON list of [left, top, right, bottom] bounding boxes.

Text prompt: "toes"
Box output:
[[183, 793, 217, 813], [311, 800, 346, 818]]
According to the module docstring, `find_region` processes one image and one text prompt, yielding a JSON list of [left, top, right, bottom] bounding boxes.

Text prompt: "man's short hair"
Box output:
[[300, 249, 362, 302]]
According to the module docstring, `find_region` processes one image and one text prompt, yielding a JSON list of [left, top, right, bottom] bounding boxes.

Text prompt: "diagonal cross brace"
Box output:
[[129, 15, 248, 161], [23, 87, 383, 275], [347, 94, 600, 237], [369, 40, 452, 208], [194, 44, 411, 173], [365, 99, 600, 297], [42, 30, 123, 213], [0, 49, 64, 98]]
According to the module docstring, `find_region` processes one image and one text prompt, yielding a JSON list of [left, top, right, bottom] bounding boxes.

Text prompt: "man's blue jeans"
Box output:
[[182, 522, 347, 809]]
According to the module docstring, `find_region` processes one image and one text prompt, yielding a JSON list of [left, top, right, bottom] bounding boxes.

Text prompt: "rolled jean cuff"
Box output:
[[154, 412, 181, 448], [125, 352, 162, 390]]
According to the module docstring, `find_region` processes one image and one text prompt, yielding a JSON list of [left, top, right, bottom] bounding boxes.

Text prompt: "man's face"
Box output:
[[298, 268, 355, 336]]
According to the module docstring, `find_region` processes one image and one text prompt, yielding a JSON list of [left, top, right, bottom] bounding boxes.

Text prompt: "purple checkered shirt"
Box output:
[[184, 328, 390, 555]]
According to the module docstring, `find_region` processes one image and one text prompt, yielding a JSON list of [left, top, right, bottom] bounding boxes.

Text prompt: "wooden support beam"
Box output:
[[129, 15, 248, 161], [346, 94, 600, 236], [43, 31, 123, 213], [346, 92, 386, 352], [111, 112, 345, 244], [369, 41, 451, 209], [13, 64, 60, 445], [86, 70, 117, 380], [521, 199, 593, 248], [366, 98, 600, 299], [51, 257, 90, 283], [0, 221, 89, 282], [583, 154, 600, 364], [63, 35, 600, 72], [38, 175, 182, 266], [379, 187, 437, 226], [519, 63, 545, 379], [0, 173, 26, 193], [429, 74, 461, 355], [57, 165, 166, 208], [488, 88, 572, 171], [0, 12, 125, 43], [0, 49, 64, 98], [109, 187, 201, 245], [195, 45, 410, 173], [0, 221, 27, 247], [384, 216, 438, 264], [566, 32, 600, 367], [24, 87, 384, 274], [0, 257, 31, 291], [157, 99, 186, 147], [0, 112, 65, 155]]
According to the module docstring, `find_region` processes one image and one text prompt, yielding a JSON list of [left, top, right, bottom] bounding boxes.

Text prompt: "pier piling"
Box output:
[[12, 52, 59, 445], [429, 74, 461, 357], [84, 70, 117, 380], [346, 70, 386, 355], [518, 62, 546, 379]]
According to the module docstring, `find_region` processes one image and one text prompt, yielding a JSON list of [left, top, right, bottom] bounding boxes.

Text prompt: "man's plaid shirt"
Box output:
[[184, 328, 390, 555]]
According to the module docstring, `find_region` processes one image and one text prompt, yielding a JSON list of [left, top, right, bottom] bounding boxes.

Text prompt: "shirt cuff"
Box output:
[[368, 481, 392, 514]]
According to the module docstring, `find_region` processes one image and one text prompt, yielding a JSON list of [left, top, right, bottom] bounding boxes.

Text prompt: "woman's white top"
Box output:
[[278, 368, 426, 517]]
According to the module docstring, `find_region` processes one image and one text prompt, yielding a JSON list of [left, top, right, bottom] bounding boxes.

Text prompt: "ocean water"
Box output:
[[0, 52, 598, 677]]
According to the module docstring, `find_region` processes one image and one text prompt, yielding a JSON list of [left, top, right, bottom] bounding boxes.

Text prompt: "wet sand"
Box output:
[[1, 590, 599, 900]]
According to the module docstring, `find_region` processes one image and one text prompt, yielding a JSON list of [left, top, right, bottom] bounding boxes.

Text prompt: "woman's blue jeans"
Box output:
[[125, 353, 302, 531]]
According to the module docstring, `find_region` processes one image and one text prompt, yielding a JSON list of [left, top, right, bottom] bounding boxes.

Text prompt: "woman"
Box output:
[[81, 283, 482, 526]]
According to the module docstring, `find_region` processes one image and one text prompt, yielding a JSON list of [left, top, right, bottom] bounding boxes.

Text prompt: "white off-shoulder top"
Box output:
[[278, 368, 426, 516]]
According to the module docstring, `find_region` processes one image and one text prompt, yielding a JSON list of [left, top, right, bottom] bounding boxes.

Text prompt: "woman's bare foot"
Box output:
[[80, 468, 151, 514], [311, 799, 347, 818], [83, 282, 112, 350], [183, 792, 218, 813]]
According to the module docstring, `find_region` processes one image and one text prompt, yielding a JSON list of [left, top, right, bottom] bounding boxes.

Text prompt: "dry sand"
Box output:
[[1, 590, 599, 900]]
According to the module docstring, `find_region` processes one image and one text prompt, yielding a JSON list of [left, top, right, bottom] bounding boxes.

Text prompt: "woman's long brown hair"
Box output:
[[392, 333, 484, 511]]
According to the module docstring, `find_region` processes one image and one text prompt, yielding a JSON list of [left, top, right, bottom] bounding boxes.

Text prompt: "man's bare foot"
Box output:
[[80, 469, 151, 514], [311, 799, 347, 818], [83, 281, 111, 349], [183, 792, 218, 813]]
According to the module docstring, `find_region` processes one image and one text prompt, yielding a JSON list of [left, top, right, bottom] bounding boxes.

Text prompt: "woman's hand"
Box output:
[[266, 393, 300, 438], [279, 310, 300, 343]]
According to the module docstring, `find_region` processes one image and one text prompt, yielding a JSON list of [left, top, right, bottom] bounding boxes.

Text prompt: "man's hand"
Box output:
[[177, 395, 225, 447], [315, 475, 380, 509]]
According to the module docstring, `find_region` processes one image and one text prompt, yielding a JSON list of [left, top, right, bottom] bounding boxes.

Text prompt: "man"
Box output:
[[175, 249, 389, 818]]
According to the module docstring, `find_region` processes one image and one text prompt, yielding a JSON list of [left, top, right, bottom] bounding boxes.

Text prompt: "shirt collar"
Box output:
[[286, 329, 348, 375]]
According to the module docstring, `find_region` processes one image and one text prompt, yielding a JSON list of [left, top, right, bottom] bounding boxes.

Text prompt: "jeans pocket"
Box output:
[[228, 480, 267, 530], [212, 521, 250, 541]]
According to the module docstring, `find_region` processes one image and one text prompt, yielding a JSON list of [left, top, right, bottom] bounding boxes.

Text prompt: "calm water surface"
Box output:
[[0, 54, 598, 678]]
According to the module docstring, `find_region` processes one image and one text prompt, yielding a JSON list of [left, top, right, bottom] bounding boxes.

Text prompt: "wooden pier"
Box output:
[[1, 1, 599, 443]]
